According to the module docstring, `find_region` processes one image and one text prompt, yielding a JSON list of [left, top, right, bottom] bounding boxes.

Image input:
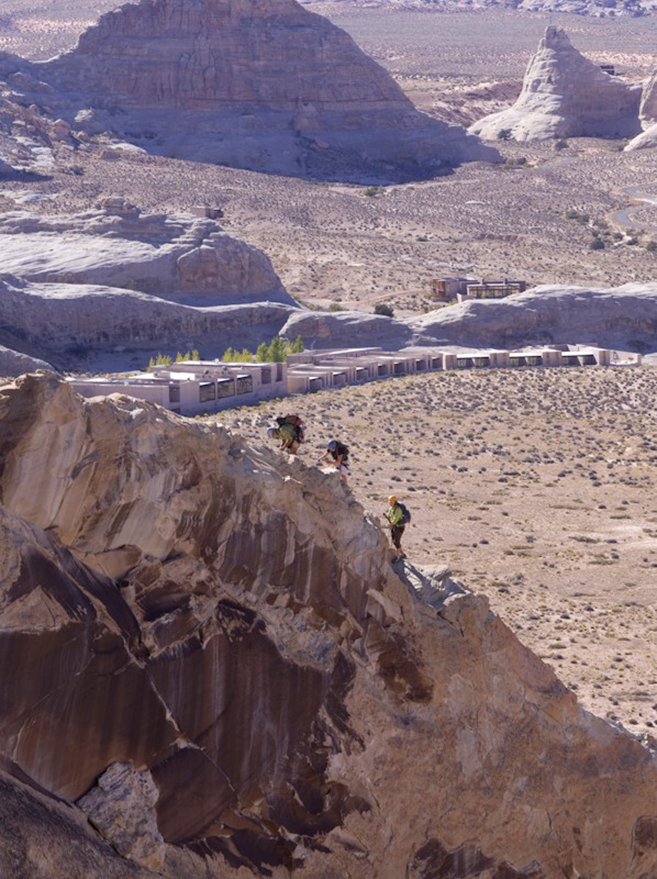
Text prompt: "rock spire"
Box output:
[[470, 26, 643, 142]]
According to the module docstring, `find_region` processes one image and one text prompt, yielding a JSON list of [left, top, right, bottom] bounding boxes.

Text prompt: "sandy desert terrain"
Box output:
[[216, 366, 657, 738]]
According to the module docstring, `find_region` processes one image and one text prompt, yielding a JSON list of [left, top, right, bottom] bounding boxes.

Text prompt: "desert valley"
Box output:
[[0, 0, 655, 876]]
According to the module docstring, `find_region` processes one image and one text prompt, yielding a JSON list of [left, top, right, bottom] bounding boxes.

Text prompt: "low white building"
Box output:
[[67, 344, 615, 416]]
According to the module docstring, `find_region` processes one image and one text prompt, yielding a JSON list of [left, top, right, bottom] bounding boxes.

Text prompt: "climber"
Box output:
[[319, 440, 350, 484], [385, 495, 410, 561], [269, 414, 305, 456]]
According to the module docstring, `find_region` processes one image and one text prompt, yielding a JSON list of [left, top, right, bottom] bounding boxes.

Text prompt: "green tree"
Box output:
[[147, 357, 155, 372], [267, 336, 287, 362], [290, 334, 305, 354], [192, 349, 200, 361], [175, 352, 184, 362], [222, 347, 235, 362], [256, 341, 268, 362]]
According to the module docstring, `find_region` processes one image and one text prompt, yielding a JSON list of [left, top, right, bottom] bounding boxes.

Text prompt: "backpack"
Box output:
[[334, 441, 349, 460], [284, 414, 303, 427], [397, 503, 411, 525]]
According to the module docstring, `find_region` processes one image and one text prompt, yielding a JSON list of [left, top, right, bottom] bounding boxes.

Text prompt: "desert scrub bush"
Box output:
[[589, 237, 605, 251], [646, 240, 657, 253], [373, 302, 394, 318], [363, 185, 382, 198]]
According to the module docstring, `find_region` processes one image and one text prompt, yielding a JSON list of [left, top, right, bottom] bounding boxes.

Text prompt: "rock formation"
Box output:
[[0, 371, 656, 878], [0, 342, 54, 376], [626, 72, 657, 150], [0, 274, 294, 371], [470, 26, 643, 142], [0, 0, 499, 181], [408, 282, 657, 352], [0, 199, 289, 305], [280, 309, 420, 349], [0, 199, 299, 370]]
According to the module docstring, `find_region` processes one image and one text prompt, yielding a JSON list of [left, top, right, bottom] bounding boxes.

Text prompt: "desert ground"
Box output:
[[216, 366, 657, 738], [1, 9, 656, 319]]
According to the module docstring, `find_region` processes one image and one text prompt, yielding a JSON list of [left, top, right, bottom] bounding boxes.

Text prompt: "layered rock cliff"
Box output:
[[471, 26, 643, 142], [3, 0, 499, 181], [0, 372, 655, 878]]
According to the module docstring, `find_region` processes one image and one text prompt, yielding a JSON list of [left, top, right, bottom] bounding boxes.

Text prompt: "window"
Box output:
[[169, 386, 181, 403], [261, 367, 271, 385], [236, 375, 253, 394], [217, 379, 235, 398], [199, 382, 216, 403]]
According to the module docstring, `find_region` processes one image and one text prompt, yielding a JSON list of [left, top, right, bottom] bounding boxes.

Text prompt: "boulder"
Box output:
[[280, 309, 418, 349], [471, 26, 643, 142], [17, 0, 499, 181], [0, 372, 655, 878]]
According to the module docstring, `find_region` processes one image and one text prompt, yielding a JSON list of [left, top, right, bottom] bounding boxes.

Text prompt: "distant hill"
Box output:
[[307, 0, 655, 18]]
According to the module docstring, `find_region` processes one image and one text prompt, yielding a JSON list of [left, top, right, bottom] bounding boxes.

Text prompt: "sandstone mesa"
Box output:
[[0, 0, 499, 181]]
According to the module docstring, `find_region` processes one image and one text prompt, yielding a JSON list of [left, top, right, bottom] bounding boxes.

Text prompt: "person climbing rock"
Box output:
[[385, 495, 410, 561], [320, 440, 350, 484], [269, 414, 305, 456]]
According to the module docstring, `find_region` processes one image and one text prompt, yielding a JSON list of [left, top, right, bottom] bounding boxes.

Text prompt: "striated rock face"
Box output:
[[470, 26, 643, 142], [8, 0, 500, 181], [0, 274, 294, 371], [0, 372, 656, 878], [407, 282, 657, 351], [626, 72, 657, 150]]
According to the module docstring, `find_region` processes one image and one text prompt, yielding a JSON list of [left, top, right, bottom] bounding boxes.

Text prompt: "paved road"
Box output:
[[612, 183, 657, 233]]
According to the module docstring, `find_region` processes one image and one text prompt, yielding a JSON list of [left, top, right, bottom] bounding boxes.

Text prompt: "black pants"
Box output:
[[390, 525, 405, 550]]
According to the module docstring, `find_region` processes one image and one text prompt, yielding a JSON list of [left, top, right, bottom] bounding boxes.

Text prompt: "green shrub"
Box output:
[[589, 238, 605, 251], [374, 302, 395, 318]]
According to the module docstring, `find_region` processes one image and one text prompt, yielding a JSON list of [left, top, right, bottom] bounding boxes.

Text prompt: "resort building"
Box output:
[[67, 344, 616, 417]]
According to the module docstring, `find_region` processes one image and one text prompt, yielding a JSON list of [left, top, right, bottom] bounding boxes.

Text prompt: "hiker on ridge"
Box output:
[[267, 414, 305, 456], [385, 495, 409, 561], [320, 440, 350, 484]]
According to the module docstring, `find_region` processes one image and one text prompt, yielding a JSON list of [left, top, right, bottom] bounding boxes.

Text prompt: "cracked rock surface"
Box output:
[[0, 372, 655, 878]]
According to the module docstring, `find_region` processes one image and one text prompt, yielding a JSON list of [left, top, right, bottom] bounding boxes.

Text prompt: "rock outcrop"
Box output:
[[626, 72, 657, 150], [0, 372, 656, 878], [0, 200, 298, 370], [408, 282, 657, 352], [1, 0, 499, 181], [471, 26, 643, 142], [0, 342, 54, 376], [0, 200, 289, 305], [280, 309, 420, 349], [0, 274, 294, 371]]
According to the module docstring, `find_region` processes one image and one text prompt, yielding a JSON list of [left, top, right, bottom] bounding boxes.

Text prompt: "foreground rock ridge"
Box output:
[[0, 373, 655, 878], [471, 26, 643, 142], [0, 0, 498, 181]]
